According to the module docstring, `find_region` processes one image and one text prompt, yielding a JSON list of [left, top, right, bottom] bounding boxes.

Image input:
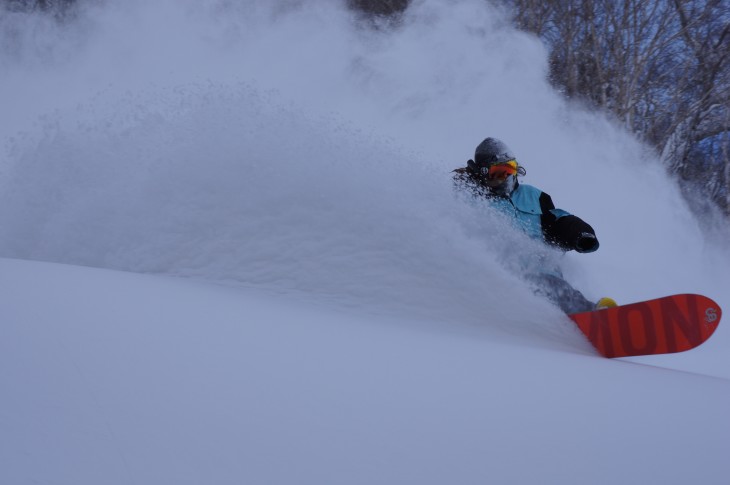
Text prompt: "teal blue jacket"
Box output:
[[453, 169, 599, 254], [489, 183, 568, 241]]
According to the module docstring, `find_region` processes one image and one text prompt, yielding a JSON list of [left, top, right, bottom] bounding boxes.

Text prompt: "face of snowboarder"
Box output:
[[478, 160, 519, 195]]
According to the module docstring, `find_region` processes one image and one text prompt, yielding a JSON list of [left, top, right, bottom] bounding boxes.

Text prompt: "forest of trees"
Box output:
[[350, 0, 730, 219], [510, 0, 729, 218]]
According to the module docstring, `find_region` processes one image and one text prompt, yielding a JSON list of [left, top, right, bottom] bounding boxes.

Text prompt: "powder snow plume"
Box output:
[[0, 0, 728, 328]]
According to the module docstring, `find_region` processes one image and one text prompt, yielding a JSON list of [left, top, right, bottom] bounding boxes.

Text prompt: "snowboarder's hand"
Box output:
[[575, 232, 598, 253]]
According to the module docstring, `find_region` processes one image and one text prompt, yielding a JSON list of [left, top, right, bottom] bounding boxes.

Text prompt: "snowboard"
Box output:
[[569, 294, 722, 358]]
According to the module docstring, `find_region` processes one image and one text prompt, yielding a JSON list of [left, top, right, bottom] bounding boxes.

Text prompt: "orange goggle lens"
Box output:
[[481, 160, 518, 179]]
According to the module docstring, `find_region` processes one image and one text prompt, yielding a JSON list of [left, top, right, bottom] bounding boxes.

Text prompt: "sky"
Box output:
[[0, 1, 729, 482]]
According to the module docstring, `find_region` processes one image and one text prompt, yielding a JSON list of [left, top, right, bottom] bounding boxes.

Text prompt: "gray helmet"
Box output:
[[466, 137, 525, 196], [474, 137, 515, 167]]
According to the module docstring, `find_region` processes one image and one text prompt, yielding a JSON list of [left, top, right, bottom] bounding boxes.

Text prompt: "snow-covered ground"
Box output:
[[1, 1, 728, 483], [2, 257, 729, 485]]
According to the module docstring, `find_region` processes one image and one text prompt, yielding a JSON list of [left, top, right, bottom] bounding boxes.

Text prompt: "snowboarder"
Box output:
[[453, 137, 614, 314]]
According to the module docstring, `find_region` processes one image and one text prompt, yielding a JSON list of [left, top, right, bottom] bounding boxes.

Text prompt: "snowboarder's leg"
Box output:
[[526, 273, 595, 314]]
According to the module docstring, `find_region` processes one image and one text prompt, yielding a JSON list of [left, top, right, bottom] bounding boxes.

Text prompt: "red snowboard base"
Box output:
[[569, 294, 722, 358]]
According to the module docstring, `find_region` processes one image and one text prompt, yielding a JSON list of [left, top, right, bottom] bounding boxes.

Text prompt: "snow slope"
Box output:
[[3, 257, 730, 485], [1, 0, 729, 483]]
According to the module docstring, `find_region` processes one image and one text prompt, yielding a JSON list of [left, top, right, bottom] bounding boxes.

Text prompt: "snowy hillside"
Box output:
[[2, 257, 729, 485], [1, 1, 729, 483]]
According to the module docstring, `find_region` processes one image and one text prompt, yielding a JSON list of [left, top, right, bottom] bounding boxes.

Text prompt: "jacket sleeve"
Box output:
[[539, 192, 599, 253]]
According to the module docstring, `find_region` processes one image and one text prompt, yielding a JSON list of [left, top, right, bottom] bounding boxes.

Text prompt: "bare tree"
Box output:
[[663, 0, 730, 211], [506, 0, 730, 216], [3, 0, 75, 10], [347, 0, 410, 16]]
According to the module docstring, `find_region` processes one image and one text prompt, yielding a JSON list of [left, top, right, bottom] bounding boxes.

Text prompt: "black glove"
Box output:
[[545, 214, 599, 253], [575, 232, 599, 253]]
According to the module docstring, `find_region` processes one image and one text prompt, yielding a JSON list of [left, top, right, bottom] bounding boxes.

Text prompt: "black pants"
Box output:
[[526, 273, 595, 315]]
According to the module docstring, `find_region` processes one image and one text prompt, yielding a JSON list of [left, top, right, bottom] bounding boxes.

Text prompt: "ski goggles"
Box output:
[[480, 160, 519, 179]]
